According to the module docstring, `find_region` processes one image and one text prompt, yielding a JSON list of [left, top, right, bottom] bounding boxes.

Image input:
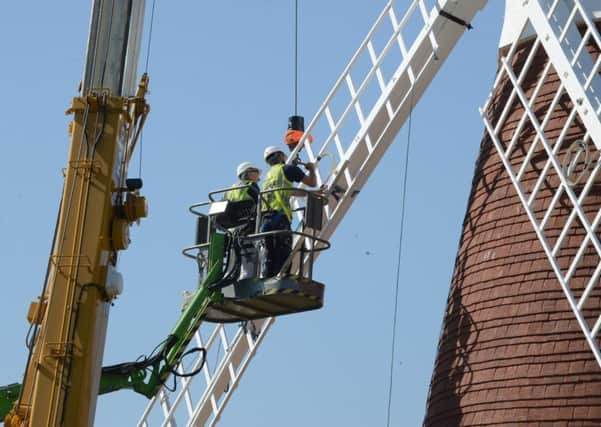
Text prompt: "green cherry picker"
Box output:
[[1, 186, 329, 414], [100, 186, 330, 396]]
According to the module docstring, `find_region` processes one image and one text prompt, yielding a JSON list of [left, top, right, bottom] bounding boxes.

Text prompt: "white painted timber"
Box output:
[[481, 0, 601, 367]]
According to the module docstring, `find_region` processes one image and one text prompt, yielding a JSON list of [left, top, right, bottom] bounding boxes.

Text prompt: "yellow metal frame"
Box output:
[[5, 76, 150, 427]]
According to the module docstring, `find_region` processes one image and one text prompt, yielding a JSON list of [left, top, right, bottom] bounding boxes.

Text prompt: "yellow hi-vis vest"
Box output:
[[224, 181, 253, 202], [261, 164, 293, 221]]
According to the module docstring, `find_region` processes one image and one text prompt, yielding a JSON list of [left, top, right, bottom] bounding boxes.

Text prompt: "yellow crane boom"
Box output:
[[4, 1, 149, 425]]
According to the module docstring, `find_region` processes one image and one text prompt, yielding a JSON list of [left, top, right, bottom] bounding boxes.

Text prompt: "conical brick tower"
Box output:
[[424, 2, 601, 425]]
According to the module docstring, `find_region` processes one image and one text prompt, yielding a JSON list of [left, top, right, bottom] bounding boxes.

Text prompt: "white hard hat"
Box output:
[[236, 161, 260, 179], [263, 146, 285, 161]]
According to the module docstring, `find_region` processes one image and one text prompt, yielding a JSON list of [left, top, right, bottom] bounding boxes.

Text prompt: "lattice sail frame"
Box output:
[[480, 0, 601, 367], [138, 0, 489, 425]]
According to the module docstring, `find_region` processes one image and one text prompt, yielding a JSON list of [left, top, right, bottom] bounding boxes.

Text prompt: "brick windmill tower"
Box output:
[[424, 1, 601, 425]]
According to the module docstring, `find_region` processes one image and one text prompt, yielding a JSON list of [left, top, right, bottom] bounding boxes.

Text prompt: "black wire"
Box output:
[[144, 0, 157, 73], [169, 348, 207, 378], [94, 98, 108, 149], [209, 231, 242, 290], [147, 336, 172, 361], [294, 0, 298, 115], [25, 323, 35, 350], [139, 0, 157, 179], [162, 372, 177, 392], [386, 88, 414, 427]]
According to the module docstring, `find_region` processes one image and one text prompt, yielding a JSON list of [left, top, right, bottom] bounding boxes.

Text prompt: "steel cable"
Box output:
[[294, 0, 298, 114], [139, 0, 157, 178], [386, 87, 414, 427]]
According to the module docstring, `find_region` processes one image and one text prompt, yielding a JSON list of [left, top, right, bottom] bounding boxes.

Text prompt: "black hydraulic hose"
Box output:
[[209, 231, 242, 290], [101, 334, 178, 377], [168, 347, 207, 378]]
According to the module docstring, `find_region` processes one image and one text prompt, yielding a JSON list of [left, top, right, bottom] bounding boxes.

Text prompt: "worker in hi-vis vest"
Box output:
[[224, 161, 261, 280], [260, 146, 316, 278], [224, 161, 261, 203]]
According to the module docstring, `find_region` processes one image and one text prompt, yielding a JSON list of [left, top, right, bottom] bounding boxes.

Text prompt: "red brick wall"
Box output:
[[423, 27, 601, 427]]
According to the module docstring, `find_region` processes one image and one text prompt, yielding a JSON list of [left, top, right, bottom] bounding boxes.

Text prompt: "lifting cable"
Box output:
[[144, 0, 157, 74], [386, 88, 414, 427], [293, 0, 299, 115], [138, 0, 157, 179]]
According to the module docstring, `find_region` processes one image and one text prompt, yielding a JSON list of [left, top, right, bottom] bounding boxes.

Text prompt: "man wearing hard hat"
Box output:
[[224, 161, 261, 203], [224, 161, 262, 280], [260, 146, 317, 278]]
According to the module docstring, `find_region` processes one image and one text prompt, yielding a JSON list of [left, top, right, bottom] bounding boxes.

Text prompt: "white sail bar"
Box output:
[[137, 319, 272, 427], [138, 0, 488, 425], [290, 0, 487, 243], [480, 0, 601, 366]]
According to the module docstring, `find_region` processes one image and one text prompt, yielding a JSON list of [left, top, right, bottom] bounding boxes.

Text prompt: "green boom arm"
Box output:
[[0, 233, 226, 419], [99, 232, 226, 398]]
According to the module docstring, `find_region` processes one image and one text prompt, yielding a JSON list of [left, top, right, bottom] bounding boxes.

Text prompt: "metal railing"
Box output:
[[184, 187, 329, 282]]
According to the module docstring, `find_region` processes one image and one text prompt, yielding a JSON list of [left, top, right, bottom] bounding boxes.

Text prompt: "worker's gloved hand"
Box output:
[[314, 184, 329, 200], [304, 162, 315, 172]]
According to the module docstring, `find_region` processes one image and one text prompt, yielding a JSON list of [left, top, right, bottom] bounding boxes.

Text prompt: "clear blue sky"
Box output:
[[0, 1, 505, 426]]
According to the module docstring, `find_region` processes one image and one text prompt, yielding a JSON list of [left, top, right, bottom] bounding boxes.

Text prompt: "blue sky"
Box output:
[[0, 1, 505, 426]]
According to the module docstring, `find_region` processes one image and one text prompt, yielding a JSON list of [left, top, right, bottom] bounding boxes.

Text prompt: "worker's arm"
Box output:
[[301, 162, 317, 187], [289, 163, 317, 197], [284, 163, 317, 196]]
